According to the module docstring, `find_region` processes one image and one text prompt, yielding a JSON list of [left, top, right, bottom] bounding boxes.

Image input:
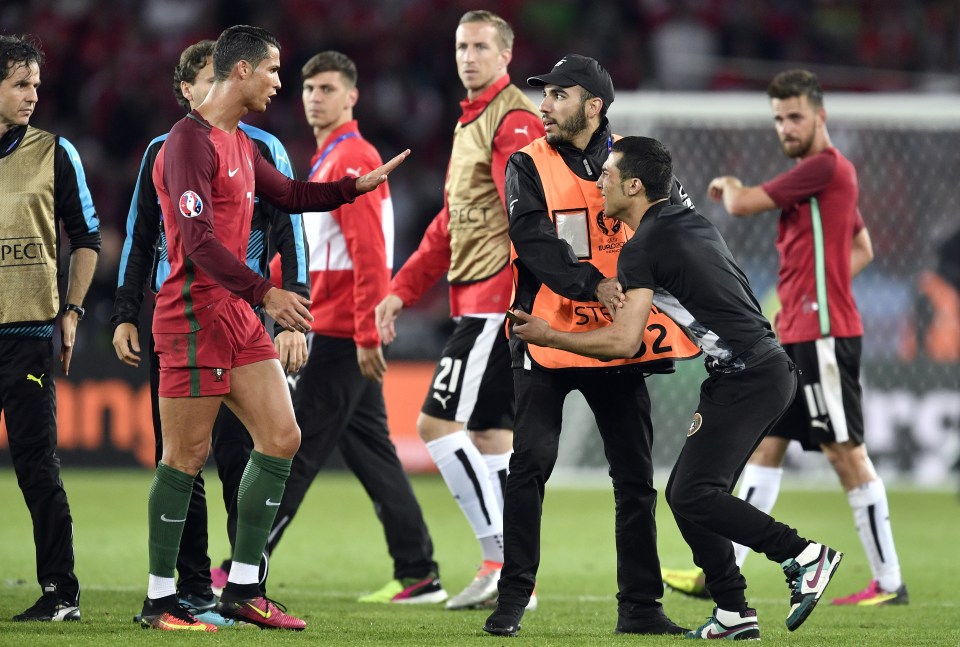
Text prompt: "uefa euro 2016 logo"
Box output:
[[178, 190, 203, 218], [596, 210, 621, 236]]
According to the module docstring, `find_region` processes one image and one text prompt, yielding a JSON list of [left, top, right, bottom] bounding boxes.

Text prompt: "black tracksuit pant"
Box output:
[[665, 351, 809, 610], [499, 366, 663, 620], [1, 337, 80, 604]]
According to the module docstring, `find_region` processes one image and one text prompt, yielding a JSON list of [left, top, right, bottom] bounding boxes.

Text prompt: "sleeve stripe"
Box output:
[[57, 137, 99, 233], [117, 134, 167, 287], [290, 212, 308, 283]]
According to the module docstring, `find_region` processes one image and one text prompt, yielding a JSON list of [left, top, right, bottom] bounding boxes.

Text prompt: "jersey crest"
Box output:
[[178, 191, 203, 218]]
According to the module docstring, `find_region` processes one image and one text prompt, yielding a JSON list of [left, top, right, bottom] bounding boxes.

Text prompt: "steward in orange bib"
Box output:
[[483, 55, 694, 639]]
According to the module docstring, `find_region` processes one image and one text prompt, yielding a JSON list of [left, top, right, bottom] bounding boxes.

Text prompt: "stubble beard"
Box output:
[[545, 104, 588, 147], [781, 132, 814, 159]]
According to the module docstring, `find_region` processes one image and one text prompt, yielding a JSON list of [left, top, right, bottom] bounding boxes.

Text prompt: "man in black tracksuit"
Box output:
[[506, 135, 844, 640]]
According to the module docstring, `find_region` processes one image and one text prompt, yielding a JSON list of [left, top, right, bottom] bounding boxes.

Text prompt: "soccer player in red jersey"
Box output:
[[661, 69, 905, 608], [138, 25, 408, 632]]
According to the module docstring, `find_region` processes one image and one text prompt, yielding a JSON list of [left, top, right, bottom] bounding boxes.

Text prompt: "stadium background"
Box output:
[[0, 0, 957, 486]]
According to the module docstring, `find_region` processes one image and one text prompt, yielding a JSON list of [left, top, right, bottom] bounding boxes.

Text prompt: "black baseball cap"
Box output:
[[527, 54, 614, 108]]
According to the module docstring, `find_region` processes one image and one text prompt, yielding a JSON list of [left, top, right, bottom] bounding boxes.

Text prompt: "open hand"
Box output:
[[356, 149, 411, 194]]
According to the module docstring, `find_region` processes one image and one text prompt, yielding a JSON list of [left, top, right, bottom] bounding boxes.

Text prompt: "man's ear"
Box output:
[[587, 96, 603, 119], [627, 178, 644, 197], [498, 47, 512, 71]]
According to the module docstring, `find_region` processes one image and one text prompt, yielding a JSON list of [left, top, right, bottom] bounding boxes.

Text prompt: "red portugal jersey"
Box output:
[[762, 147, 865, 343], [153, 111, 358, 333], [153, 113, 269, 332]]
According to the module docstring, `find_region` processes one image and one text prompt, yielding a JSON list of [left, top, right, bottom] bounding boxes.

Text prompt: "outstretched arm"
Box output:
[[707, 176, 777, 217]]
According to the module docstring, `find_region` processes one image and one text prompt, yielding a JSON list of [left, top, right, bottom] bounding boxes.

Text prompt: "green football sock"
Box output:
[[234, 450, 292, 566], [147, 462, 195, 577]]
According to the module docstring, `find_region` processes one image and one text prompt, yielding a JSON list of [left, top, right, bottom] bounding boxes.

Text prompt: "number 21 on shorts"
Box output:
[[433, 357, 463, 394]]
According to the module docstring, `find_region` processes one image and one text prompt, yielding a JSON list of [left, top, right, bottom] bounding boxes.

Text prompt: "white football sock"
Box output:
[[147, 574, 176, 600], [848, 479, 902, 591], [733, 464, 783, 567], [479, 535, 504, 564], [426, 432, 503, 551], [227, 561, 261, 586], [483, 451, 512, 514]]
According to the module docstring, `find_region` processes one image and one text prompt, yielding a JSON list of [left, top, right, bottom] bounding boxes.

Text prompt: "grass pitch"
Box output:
[[0, 469, 957, 646]]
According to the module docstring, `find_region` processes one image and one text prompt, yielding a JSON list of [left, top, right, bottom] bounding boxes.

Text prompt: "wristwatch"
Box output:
[[63, 303, 85, 320]]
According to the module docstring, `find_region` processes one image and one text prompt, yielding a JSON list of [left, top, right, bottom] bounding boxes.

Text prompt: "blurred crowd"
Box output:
[[3, 0, 959, 352]]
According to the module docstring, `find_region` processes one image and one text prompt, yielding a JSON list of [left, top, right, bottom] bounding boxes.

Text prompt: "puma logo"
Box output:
[[514, 126, 529, 136], [346, 167, 362, 177], [811, 419, 830, 432], [432, 392, 452, 409], [27, 373, 44, 388], [228, 167, 240, 177]]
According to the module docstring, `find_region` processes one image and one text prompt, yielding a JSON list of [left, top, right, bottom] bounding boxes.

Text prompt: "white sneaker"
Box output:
[[445, 561, 501, 610], [686, 607, 760, 640], [781, 542, 843, 631]]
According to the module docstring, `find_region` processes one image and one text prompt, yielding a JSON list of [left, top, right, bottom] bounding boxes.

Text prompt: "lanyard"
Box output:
[[309, 132, 358, 179]]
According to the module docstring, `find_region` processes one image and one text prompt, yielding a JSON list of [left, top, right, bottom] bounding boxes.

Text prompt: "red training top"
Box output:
[[762, 147, 865, 343], [269, 120, 391, 348]]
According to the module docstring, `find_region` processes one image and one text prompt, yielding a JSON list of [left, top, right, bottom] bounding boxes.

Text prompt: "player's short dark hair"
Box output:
[[212, 25, 281, 82], [459, 10, 514, 51], [301, 51, 357, 87], [0, 34, 44, 81], [172, 40, 215, 110], [611, 136, 673, 201], [768, 69, 824, 109]]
